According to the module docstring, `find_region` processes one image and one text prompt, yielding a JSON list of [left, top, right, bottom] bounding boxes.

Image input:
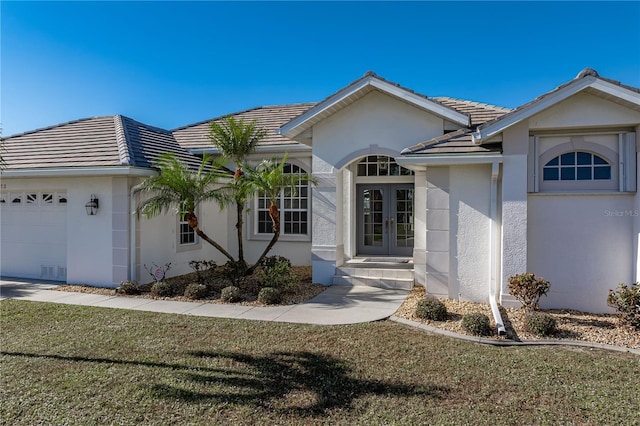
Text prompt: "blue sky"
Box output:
[[2, 1, 639, 137]]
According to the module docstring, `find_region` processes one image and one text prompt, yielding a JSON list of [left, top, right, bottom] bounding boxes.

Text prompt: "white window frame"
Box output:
[[250, 161, 311, 242], [528, 132, 636, 193], [176, 211, 201, 252]]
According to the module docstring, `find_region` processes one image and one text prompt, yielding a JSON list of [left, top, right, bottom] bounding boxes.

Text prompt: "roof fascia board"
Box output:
[[474, 76, 640, 143], [396, 154, 503, 167], [0, 166, 156, 178], [280, 75, 469, 138]]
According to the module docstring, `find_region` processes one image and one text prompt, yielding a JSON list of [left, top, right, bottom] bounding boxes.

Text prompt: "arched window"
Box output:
[[257, 163, 309, 235], [543, 151, 611, 181]]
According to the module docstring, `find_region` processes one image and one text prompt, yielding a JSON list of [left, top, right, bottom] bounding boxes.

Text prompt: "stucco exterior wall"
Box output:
[[529, 92, 640, 130], [449, 164, 492, 302], [137, 199, 229, 283], [528, 194, 635, 313]]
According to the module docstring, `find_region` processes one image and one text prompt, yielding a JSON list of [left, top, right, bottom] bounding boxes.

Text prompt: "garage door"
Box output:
[[0, 191, 67, 281]]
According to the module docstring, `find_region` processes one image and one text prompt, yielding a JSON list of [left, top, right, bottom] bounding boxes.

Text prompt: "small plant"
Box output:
[[415, 298, 447, 321], [220, 286, 242, 303], [461, 313, 492, 336], [508, 273, 551, 311], [607, 282, 640, 329], [184, 283, 209, 300], [258, 287, 281, 305], [257, 255, 297, 291], [524, 312, 557, 336], [189, 260, 216, 285], [151, 281, 174, 297], [117, 280, 141, 295], [144, 262, 172, 283]]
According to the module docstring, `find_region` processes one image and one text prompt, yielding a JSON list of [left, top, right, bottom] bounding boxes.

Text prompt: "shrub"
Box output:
[[220, 286, 242, 303], [257, 256, 297, 292], [210, 277, 234, 291], [607, 282, 640, 329], [184, 283, 209, 300], [151, 281, 174, 297], [524, 312, 557, 336], [415, 298, 447, 321], [461, 313, 492, 336], [258, 287, 281, 305], [117, 280, 140, 295], [189, 260, 216, 285], [508, 273, 551, 311]]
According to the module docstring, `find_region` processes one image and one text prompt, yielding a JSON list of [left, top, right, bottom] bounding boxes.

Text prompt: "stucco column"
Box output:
[[634, 125, 640, 282], [311, 155, 338, 284], [112, 177, 131, 285], [501, 122, 529, 306], [413, 169, 427, 287], [425, 166, 450, 298]]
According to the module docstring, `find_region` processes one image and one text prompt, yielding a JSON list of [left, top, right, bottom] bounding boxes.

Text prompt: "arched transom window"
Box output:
[[543, 151, 611, 181], [257, 163, 309, 235], [357, 156, 414, 177]]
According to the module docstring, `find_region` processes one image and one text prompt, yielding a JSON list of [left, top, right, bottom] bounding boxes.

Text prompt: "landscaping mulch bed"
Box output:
[[395, 287, 640, 349], [56, 265, 326, 307]]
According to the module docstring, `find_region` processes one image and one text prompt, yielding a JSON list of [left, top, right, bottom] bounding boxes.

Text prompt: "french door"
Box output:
[[356, 184, 414, 256]]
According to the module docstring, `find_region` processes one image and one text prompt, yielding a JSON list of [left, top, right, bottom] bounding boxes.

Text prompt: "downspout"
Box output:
[[489, 162, 506, 336], [129, 183, 143, 282]]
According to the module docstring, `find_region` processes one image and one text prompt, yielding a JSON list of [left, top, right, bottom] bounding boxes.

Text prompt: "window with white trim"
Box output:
[[179, 214, 196, 245], [357, 155, 414, 176], [256, 163, 309, 236]]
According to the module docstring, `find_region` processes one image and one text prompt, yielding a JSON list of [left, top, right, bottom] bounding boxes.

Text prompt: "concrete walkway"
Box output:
[[0, 278, 409, 325]]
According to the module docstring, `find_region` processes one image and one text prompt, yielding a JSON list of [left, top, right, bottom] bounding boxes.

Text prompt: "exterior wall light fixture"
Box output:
[[85, 194, 99, 215]]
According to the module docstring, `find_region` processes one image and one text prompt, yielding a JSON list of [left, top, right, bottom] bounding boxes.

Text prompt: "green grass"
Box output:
[[1, 300, 638, 425]]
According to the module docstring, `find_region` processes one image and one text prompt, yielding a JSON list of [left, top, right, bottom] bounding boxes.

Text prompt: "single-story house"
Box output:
[[2, 68, 639, 314]]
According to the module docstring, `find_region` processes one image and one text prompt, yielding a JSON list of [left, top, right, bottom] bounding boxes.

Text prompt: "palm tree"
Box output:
[[209, 117, 267, 273], [134, 153, 235, 262], [243, 156, 317, 275]]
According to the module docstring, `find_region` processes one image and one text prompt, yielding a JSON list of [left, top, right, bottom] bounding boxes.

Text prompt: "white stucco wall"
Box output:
[[529, 92, 640, 130], [528, 194, 635, 313], [449, 164, 492, 302], [137, 200, 229, 283]]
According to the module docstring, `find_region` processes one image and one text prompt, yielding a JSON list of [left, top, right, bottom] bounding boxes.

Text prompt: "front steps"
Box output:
[[332, 257, 414, 290]]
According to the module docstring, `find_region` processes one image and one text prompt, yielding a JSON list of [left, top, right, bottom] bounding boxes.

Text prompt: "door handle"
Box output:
[[390, 217, 394, 234], [385, 217, 389, 232]]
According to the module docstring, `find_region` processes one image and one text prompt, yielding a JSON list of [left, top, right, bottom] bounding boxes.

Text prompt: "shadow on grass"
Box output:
[[2, 349, 449, 417], [149, 350, 449, 416]]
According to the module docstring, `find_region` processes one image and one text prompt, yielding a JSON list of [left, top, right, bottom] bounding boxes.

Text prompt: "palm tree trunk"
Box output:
[[236, 199, 247, 272], [246, 203, 280, 275], [185, 212, 235, 262]]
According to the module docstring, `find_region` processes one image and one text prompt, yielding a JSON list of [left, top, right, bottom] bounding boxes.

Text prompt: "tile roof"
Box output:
[[1, 115, 202, 171], [172, 103, 316, 151], [432, 97, 511, 126]]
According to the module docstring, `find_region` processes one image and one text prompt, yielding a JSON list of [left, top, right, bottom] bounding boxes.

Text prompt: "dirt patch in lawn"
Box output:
[[56, 265, 326, 307], [395, 287, 639, 350]]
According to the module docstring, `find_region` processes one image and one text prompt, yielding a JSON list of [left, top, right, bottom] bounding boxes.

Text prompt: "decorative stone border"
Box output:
[[389, 316, 640, 356]]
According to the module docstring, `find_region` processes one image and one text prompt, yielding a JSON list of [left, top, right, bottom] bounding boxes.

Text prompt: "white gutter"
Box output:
[[1, 166, 156, 178], [129, 182, 144, 282], [489, 162, 506, 336], [395, 153, 503, 167], [189, 143, 311, 156]]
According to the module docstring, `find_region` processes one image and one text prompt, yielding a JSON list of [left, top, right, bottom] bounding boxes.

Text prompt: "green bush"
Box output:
[[258, 287, 281, 305], [415, 298, 447, 321], [189, 260, 216, 285], [220, 286, 242, 303], [524, 312, 557, 336], [257, 256, 297, 292], [607, 282, 640, 329], [461, 313, 492, 336], [210, 277, 234, 291], [508, 273, 551, 311], [184, 283, 209, 300], [151, 281, 174, 297], [117, 280, 140, 295]]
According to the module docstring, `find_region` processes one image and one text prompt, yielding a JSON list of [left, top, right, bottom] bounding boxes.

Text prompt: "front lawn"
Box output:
[[1, 300, 638, 425]]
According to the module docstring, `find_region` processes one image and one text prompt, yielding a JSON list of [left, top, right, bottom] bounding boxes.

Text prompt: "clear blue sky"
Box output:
[[2, 1, 639, 137]]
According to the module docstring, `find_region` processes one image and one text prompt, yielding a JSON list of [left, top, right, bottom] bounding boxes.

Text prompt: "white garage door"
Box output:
[[0, 191, 68, 281]]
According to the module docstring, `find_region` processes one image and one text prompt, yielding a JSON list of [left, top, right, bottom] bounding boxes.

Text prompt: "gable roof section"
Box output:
[[473, 68, 640, 143], [173, 103, 315, 151], [1, 115, 202, 172], [279, 72, 470, 139]]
